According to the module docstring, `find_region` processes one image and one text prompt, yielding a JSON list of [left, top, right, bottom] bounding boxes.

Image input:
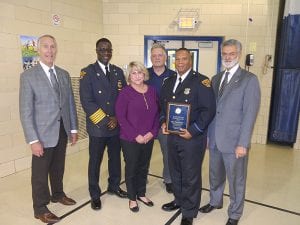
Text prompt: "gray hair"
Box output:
[[151, 43, 167, 56], [221, 39, 242, 53]]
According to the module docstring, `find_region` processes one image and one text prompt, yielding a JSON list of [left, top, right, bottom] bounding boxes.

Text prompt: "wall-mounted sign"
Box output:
[[198, 41, 213, 48], [52, 14, 61, 26]]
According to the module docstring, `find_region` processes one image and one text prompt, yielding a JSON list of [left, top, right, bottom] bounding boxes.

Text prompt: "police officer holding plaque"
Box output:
[[160, 48, 216, 225]]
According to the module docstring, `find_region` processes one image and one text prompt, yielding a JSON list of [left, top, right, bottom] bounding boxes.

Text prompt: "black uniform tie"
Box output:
[[219, 71, 230, 97], [175, 77, 182, 92], [105, 66, 110, 81]]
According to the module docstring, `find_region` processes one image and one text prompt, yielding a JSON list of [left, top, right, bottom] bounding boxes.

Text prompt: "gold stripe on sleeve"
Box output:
[[89, 109, 106, 124]]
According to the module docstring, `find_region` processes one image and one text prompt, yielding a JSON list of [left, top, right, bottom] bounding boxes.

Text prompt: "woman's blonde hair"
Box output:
[[126, 61, 149, 83]]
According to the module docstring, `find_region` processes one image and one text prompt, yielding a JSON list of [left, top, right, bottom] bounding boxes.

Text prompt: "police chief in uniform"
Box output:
[[160, 48, 216, 225], [79, 38, 127, 211]]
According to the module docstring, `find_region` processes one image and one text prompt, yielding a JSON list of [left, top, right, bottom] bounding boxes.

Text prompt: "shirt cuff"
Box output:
[[29, 140, 39, 145], [71, 130, 78, 133]]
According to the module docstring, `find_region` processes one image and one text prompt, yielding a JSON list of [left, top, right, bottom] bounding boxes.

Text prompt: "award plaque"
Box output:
[[166, 102, 191, 133]]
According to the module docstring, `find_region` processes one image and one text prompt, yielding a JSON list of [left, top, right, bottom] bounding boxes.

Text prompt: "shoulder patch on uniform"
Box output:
[[201, 79, 211, 87], [80, 70, 86, 79]]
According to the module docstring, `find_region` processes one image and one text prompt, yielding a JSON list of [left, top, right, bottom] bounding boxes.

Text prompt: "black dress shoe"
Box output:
[[162, 201, 180, 211], [137, 197, 154, 207], [226, 218, 239, 225], [181, 217, 193, 225], [129, 201, 139, 212], [91, 199, 101, 210], [199, 203, 222, 213], [165, 183, 173, 193], [107, 188, 128, 198]]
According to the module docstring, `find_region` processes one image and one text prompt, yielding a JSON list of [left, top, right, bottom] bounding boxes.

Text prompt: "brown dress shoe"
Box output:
[[52, 196, 76, 205], [34, 212, 60, 223]]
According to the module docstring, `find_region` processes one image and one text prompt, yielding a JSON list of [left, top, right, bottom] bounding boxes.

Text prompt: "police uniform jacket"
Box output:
[[80, 62, 127, 137], [160, 70, 216, 137]]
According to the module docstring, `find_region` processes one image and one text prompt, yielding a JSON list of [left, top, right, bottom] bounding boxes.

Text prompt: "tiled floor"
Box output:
[[0, 142, 299, 225]]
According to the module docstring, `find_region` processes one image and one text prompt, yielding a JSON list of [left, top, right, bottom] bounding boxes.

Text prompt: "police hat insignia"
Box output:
[[202, 79, 211, 87], [184, 88, 190, 95], [80, 70, 86, 79]]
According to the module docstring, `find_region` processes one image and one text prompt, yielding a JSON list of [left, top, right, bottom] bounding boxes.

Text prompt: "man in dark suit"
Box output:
[[199, 39, 261, 225], [79, 38, 127, 211], [19, 34, 78, 224], [160, 48, 216, 225]]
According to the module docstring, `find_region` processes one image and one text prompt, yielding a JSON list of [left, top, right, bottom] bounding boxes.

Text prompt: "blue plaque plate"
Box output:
[[166, 102, 191, 133]]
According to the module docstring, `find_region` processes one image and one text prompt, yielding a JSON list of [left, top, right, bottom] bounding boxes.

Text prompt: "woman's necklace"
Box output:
[[142, 92, 149, 110], [132, 84, 149, 110]]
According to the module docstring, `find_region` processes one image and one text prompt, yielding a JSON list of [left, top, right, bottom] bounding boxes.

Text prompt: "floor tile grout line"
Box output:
[[148, 174, 182, 225], [149, 174, 300, 217], [165, 209, 181, 225], [200, 187, 300, 216], [48, 174, 300, 224], [48, 181, 127, 224]]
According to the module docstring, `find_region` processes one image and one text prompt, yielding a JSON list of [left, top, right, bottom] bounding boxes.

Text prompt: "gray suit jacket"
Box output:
[[208, 66, 260, 153], [19, 63, 78, 148]]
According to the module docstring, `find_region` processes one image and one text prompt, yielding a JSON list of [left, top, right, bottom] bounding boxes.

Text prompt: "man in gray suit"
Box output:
[[19, 34, 78, 224], [199, 39, 260, 225]]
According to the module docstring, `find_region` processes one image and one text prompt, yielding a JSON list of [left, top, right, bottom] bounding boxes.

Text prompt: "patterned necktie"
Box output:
[[105, 66, 110, 81], [219, 71, 230, 97], [49, 68, 60, 98], [175, 77, 182, 92]]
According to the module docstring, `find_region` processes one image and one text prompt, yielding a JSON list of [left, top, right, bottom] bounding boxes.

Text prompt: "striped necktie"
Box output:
[[219, 71, 230, 97], [49, 68, 60, 98]]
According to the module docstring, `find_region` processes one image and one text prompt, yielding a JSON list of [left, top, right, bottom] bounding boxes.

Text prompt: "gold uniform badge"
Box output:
[[202, 79, 211, 87], [80, 70, 86, 79], [117, 80, 123, 90]]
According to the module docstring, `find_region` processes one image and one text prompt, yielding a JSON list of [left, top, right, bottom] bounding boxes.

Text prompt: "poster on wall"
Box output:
[[20, 35, 39, 71]]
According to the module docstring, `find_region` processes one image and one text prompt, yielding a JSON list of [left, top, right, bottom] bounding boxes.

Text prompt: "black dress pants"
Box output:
[[32, 121, 68, 215], [167, 134, 206, 218], [121, 139, 154, 201], [88, 135, 121, 200]]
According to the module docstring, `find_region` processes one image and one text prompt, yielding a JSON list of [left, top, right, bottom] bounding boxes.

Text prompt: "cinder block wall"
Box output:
[[1, 0, 298, 178], [102, 0, 294, 150], [0, 0, 102, 177]]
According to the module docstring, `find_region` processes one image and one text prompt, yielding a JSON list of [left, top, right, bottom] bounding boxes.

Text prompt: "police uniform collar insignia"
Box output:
[[80, 70, 86, 79], [184, 88, 190, 95], [113, 68, 117, 76], [202, 79, 211, 87]]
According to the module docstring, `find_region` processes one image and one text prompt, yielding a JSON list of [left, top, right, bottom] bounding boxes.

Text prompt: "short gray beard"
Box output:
[[222, 58, 239, 69]]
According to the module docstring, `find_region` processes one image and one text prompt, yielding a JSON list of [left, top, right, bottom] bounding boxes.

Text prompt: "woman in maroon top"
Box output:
[[115, 61, 159, 212]]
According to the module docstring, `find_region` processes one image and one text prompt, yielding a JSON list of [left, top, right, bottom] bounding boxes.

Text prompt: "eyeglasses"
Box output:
[[96, 48, 113, 53]]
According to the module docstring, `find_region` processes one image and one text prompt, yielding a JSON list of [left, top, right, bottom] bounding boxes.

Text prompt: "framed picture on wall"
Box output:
[[20, 35, 39, 71]]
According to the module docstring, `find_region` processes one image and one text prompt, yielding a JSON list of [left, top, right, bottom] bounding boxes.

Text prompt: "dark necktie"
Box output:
[[105, 66, 110, 81], [219, 71, 230, 97], [49, 68, 60, 98], [175, 77, 182, 92]]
